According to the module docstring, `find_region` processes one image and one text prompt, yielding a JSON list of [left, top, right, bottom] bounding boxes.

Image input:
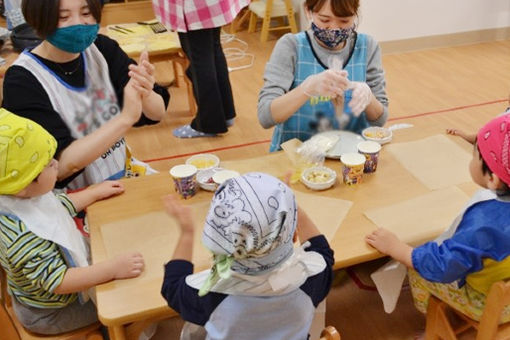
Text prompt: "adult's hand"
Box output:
[[348, 82, 372, 116], [300, 69, 349, 98], [128, 51, 156, 99]]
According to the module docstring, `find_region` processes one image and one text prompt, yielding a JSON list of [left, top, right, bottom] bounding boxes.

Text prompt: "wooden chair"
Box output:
[[0, 267, 103, 340], [229, 6, 251, 33], [248, 0, 298, 42], [425, 280, 510, 340], [320, 325, 341, 340]]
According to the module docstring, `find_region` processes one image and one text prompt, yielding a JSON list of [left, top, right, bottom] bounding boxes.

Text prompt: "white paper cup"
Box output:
[[357, 141, 382, 173], [340, 153, 365, 185], [169, 164, 198, 199]]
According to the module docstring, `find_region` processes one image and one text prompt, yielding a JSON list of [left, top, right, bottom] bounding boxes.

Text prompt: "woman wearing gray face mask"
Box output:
[[257, 0, 389, 152]]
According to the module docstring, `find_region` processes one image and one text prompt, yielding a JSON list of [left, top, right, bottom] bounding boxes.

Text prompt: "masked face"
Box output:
[[47, 24, 99, 53], [311, 21, 354, 49]]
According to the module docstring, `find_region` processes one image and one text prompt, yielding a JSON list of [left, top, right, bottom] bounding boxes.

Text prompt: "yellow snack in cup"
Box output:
[[189, 158, 216, 169]]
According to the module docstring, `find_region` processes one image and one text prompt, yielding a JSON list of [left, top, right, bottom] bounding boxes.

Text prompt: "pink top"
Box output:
[[152, 0, 250, 32]]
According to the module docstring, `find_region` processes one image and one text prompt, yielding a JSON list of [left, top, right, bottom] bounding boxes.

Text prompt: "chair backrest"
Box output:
[[250, 0, 291, 18], [320, 325, 341, 340], [476, 280, 510, 340]]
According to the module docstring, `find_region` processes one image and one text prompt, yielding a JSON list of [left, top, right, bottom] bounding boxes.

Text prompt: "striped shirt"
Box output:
[[0, 194, 78, 308], [152, 0, 250, 32]]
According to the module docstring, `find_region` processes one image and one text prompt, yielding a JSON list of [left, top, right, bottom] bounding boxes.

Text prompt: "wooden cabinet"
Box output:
[[101, 0, 156, 26]]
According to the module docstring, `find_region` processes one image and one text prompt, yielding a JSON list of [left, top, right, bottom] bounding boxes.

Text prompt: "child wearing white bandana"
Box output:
[[161, 172, 334, 340], [0, 110, 145, 335]]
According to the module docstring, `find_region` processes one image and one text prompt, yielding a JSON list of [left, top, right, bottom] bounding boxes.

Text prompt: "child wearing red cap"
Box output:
[[366, 113, 510, 323]]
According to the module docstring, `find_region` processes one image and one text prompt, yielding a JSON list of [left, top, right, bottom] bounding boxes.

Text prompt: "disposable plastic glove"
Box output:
[[301, 69, 349, 98], [348, 82, 372, 116]]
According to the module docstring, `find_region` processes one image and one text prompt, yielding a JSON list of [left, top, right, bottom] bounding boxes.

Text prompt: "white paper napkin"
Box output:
[[370, 260, 407, 313]]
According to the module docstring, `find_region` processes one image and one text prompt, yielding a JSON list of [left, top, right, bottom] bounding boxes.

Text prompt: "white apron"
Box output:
[[0, 193, 90, 300], [14, 45, 126, 190]]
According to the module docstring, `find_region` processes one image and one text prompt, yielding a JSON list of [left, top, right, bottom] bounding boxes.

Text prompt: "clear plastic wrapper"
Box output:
[[290, 136, 335, 183]]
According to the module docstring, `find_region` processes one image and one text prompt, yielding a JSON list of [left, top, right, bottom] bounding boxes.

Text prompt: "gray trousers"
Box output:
[[11, 296, 98, 335]]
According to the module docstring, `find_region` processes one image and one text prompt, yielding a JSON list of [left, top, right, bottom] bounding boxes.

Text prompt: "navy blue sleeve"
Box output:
[[161, 260, 227, 326], [299, 235, 334, 307]]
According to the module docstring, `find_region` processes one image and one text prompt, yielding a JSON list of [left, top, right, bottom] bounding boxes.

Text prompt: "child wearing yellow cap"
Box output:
[[0, 109, 145, 335]]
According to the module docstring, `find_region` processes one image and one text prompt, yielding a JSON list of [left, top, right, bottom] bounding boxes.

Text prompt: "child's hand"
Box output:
[[162, 194, 194, 234], [112, 251, 144, 279], [446, 128, 465, 138], [366, 228, 414, 267], [446, 128, 476, 144], [89, 180, 125, 201], [365, 228, 401, 255]]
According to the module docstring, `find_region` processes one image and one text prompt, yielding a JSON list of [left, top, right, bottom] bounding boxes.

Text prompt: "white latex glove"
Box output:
[[301, 69, 349, 98], [348, 81, 372, 116]]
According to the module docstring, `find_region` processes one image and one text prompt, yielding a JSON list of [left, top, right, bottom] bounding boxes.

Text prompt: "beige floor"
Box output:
[[129, 25, 510, 339]]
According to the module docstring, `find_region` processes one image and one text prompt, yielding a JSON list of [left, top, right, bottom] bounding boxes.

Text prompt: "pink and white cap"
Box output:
[[477, 114, 510, 186]]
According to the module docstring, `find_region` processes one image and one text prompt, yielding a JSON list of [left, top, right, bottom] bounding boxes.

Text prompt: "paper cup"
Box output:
[[340, 152, 365, 185], [357, 141, 382, 173], [169, 164, 198, 199]]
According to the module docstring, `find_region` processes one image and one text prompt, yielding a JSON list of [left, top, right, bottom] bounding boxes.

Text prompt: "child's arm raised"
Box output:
[[67, 180, 125, 212], [365, 228, 413, 268], [446, 128, 476, 144], [162, 195, 195, 261], [54, 252, 144, 294]]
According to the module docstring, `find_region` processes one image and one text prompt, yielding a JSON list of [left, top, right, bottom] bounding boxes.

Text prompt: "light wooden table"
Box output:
[[103, 23, 196, 116], [88, 142, 479, 340]]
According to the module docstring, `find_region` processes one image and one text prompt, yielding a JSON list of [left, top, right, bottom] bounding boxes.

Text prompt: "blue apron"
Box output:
[[270, 32, 368, 152]]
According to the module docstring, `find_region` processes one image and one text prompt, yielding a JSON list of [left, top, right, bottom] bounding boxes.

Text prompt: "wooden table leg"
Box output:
[[108, 325, 127, 340], [126, 319, 157, 340]]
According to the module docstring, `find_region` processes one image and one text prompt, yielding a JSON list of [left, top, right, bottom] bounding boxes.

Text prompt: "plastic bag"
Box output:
[[290, 137, 331, 183]]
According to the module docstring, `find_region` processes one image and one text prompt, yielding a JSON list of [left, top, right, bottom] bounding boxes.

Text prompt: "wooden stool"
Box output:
[[248, 0, 298, 42]]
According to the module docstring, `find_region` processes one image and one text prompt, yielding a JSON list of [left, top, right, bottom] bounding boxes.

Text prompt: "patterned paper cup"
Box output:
[[340, 153, 365, 186], [169, 164, 198, 199], [357, 141, 382, 173]]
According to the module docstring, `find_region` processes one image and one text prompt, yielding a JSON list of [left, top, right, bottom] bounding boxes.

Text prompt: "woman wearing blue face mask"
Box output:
[[258, 0, 389, 152], [2, 0, 170, 190]]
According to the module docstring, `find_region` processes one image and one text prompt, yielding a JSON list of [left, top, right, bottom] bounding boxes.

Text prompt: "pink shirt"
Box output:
[[152, 0, 250, 32]]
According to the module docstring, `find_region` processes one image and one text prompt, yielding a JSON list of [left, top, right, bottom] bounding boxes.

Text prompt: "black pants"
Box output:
[[178, 27, 236, 134]]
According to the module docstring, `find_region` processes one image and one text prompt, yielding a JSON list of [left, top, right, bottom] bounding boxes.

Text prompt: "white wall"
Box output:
[[358, 0, 510, 42]]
